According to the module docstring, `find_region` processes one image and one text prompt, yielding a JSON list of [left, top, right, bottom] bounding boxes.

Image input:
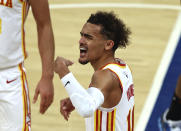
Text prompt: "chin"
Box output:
[[79, 59, 89, 65]]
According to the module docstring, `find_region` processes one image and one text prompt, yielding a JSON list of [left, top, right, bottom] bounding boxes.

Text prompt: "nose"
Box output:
[[79, 36, 85, 45]]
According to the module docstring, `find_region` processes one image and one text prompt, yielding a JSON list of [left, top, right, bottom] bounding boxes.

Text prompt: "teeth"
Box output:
[[80, 47, 87, 51]]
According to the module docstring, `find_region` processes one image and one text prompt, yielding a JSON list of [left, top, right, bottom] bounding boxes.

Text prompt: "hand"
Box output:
[[33, 77, 54, 114], [60, 97, 75, 121], [54, 56, 74, 79]]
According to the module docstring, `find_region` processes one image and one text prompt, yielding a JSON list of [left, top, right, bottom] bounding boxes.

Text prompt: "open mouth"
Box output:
[[80, 47, 88, 57]]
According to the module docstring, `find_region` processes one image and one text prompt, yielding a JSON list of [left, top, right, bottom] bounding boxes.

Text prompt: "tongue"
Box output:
[[80, 52, 86, 57]]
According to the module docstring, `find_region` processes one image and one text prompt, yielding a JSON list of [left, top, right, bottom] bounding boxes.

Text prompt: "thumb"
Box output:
[[33, 88, 39, 104], [65, 60, 74, 66]]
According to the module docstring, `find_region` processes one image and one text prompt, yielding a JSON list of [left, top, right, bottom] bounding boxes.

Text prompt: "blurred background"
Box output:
[[25, 0, 181, 130]]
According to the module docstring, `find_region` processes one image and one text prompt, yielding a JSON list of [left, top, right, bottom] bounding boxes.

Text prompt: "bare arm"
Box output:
[[54, 57, 121, 117], [29, 0, 55, 114], [90, 70, 122, 108]]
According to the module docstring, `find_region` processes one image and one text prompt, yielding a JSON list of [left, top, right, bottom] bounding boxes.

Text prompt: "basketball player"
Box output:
[[160, 75, 181, 131], [54, 11, 134, 131], [0, 0, 54, 131]]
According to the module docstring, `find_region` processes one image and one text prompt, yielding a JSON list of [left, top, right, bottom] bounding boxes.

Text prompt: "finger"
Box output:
[[60, 102, 67, 113], [40, 93, 53, 114], [60, 106, 69, 121], [63, 110, 69, 121], [64, 113, 68, 121], [33, 89, 39, 104], [65, 60, 74, 66], [60, 99, 68, 107], [40, 96, 47, 114], [60, 107, 64, 115], [65, 115, 69, 121]]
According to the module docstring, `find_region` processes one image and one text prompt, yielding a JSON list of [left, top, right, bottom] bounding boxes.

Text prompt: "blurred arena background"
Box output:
[[25, 0, 180, 130]]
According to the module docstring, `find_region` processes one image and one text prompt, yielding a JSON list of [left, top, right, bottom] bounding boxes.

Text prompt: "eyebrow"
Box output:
[[80, 32, 93, 39]]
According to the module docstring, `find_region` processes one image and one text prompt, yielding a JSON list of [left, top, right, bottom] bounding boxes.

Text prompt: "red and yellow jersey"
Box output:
[[85, 60, 134, 131], [0, 0, 29, 69]]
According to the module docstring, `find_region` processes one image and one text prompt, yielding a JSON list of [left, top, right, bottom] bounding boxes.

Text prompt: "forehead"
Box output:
[[81, 23, 102, 36]]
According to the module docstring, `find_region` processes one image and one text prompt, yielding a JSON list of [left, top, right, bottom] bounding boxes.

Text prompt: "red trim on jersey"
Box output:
[[111, 110, 114, 131], [96, 110, 98, 131], [21, 1, 27, 59], [100, 111, 102, 131], [19, 64, 27, 131], [132, 107, 134, 131], [5, 0, 12, 8], [95, 110, 103, 131], [106, 112, 109, 131], [23, 65, 31, 130], [127, 110, 131, 131], [19, 64, 31, 131], [106, 110, 116, 131]]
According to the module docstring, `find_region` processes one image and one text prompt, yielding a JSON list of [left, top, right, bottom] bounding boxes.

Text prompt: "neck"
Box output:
[[91, 55, 116, 71]]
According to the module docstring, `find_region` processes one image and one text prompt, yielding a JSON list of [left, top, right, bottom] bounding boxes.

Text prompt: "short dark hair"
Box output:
[[87, 11, 131, 51]]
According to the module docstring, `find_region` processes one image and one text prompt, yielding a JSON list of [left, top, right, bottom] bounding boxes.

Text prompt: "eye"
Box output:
[[87, 36, 92, 40], [84, 34, 93, 40]]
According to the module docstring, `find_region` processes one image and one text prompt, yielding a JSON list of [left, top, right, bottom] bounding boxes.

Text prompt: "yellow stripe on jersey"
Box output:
[[21, 1, 27, 59], [18, 64, 30, 131], [107, 109, 116, 131], [113, 109, 116, 131], [18, 64, 26, 131], [94, 111, 96, 131], [94, 110, 102, 131], [24, 68, 31, 117], [107, 111, 111, 131]]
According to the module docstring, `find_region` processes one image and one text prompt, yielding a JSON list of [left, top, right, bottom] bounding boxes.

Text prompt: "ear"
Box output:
[[105, 40, 114, 50]]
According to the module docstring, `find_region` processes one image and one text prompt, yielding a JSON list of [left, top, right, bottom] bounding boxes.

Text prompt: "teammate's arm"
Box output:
[[29, 0, 55, 114]]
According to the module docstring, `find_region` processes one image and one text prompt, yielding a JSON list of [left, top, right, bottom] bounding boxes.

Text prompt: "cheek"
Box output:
[[88, 43, 104, 57]]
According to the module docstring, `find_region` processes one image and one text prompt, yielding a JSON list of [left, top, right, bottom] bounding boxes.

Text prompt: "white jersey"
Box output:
[[0, 0, 29, 69], [85, 61, 134, 131]]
